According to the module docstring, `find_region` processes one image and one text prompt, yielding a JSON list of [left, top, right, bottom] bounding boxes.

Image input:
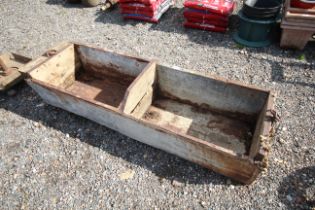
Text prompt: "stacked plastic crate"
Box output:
[[183, 0, 235, 32], [120, 0, 174, 23]]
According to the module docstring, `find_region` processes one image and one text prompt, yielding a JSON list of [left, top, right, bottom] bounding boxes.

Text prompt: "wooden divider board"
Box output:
[[120, 61, 156, 116], [130, 87, 153, 118]]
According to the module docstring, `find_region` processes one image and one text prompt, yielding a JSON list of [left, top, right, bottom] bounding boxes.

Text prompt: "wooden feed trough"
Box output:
[[1, 42, 277, 184]]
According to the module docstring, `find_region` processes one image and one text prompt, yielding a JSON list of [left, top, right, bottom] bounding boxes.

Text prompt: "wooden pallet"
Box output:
[[0, 53, 31, 91]]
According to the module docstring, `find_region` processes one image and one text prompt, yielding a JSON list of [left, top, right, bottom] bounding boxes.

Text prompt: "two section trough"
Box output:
[[22, 42, 276, 184]]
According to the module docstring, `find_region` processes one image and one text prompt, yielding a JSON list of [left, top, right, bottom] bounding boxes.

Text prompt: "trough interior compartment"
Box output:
[[140, 66, 270, 155], [142, 98, 253, 154], [68, 64, 135, 108], [29, 44, 150, 108]]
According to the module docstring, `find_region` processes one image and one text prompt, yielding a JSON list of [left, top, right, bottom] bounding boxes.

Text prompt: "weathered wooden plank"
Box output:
[[20, 42, 72, 74], [0, 53, 32, 91], [0, 71, 22, 91], [19, 56, 49, 74], [130, 87, 153, 118], [120, 61, 156, 114], [29, 45, 76, 88]]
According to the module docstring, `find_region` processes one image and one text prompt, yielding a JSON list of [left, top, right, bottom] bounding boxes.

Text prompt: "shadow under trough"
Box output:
[[0, 82, 229, 186]]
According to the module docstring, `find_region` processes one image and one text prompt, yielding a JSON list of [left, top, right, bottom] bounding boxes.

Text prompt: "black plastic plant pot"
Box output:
[[233, 11, 280, 48], [243, 0, 282, 19]]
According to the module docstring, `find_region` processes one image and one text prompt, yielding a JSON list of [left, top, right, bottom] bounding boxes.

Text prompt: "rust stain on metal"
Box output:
[[157, 87, 258, 124], [66, 64, 135, 108], [82, 61, 135, 84]]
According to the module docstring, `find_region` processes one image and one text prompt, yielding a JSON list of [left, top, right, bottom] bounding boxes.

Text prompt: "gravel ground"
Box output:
[[0, 0, 314, 209]]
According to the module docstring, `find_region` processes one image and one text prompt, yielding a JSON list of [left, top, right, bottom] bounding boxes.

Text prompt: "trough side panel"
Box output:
[[29, 45, 76, 88], [76, 45, 148, 77], [156, 64, 269, 115], [27, 81, 259, 184]]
